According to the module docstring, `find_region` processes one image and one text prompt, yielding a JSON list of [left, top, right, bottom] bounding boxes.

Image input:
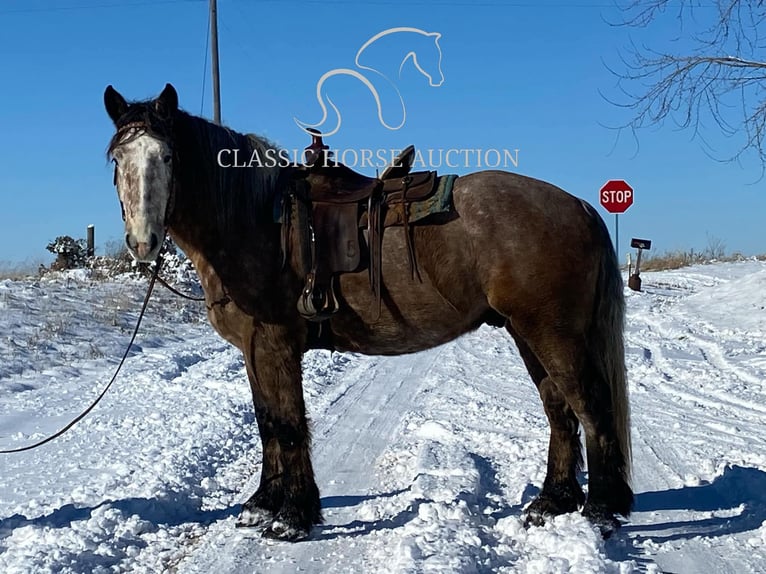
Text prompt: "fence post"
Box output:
[[87, 225, 95, 257]]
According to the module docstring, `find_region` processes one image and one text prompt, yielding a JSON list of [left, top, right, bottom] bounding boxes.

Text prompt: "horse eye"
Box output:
[[163, 155, 172, 164]]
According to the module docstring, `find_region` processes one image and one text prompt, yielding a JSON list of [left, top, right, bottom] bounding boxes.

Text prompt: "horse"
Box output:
[[104, 83, 632, 541], [294, 26, 444, 137]]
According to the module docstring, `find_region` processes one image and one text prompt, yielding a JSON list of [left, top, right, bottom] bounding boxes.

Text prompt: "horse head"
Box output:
[[104, 83, 178, 263]]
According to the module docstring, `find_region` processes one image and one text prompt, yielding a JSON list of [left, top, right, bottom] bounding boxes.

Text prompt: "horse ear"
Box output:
[[155, 83, 178, 118], [104, 85, 128, 124]]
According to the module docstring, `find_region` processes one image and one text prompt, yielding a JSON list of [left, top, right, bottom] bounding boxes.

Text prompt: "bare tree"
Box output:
[[704, 232, 727, 259], [607, 1, 766, 167]]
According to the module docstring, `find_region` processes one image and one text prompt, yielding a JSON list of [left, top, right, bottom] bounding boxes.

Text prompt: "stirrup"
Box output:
[[297, 274, 340, 321]]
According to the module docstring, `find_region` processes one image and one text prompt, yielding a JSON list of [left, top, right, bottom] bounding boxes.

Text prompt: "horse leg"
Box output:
[[237, 322, 322, 540], [236, 382, 284, 528], [506, 323, 584, 525], [530, 333, 632, 535], [577, 355, 633, 531]]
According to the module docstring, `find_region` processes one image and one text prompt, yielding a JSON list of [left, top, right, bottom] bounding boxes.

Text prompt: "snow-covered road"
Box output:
[[1, 261, 765, 572]]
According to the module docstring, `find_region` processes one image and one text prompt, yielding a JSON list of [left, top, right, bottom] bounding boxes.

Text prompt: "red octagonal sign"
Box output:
[[600, 179, 634, 214]]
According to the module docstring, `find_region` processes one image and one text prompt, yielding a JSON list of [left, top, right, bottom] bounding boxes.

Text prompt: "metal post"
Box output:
[[628, 238, 651, 292], [615, 213, 619, 258], [210, 0, 221, 125], [628, 245, 643, 291], [86, 224, 95, 258]]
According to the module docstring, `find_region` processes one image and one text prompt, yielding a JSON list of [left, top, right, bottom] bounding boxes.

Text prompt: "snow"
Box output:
[[1, 260, 765, 573]]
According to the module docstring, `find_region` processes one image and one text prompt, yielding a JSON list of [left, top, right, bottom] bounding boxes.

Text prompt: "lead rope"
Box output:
[[152, 271, 206, 302], [0, 257, 163, 454]]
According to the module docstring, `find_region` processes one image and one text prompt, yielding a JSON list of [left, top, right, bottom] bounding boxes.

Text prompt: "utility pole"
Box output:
[[210, 0, 221, 124]]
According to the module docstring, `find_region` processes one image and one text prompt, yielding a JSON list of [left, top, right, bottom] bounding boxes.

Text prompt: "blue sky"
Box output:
[[0, 0, 763, 264]]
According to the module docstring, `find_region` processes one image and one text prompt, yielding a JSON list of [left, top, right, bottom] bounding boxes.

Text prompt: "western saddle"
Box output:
[[285, 130, 441, 321]]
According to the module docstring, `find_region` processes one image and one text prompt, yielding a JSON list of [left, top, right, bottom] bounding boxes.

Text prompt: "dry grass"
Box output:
[[630, 234, 766, 272], [640, 250, 706, 271], [0, 260, 46, 280], [639, 250, 752, 271]]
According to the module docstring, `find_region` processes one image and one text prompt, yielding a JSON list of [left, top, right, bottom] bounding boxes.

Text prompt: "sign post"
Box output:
[[599, 179, 634, 256]]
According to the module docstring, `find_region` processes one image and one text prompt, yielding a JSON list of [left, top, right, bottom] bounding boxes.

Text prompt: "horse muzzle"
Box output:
[[126, 231, 161, 262]]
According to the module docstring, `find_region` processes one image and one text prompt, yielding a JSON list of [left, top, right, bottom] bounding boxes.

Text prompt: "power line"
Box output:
[[0, 0, 203, 16], [0, 0, 724, 15], [229, 0, 718, 7], [0, 0, 718, 15]]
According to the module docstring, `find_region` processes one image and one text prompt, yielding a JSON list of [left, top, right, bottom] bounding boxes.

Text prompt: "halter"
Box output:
[[112, 120, 177, 230]]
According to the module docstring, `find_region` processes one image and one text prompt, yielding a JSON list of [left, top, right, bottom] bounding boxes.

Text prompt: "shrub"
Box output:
[[46, 236, 88, 271]]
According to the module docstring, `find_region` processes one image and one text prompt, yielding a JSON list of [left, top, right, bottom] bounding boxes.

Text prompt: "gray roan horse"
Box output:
[[104, 84, 632, 540]]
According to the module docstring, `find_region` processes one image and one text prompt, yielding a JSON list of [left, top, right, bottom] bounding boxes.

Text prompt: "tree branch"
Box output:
[[607, 0, 766, 168]]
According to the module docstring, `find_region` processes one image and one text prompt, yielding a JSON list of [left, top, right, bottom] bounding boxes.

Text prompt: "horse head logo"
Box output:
[[295, 27, 444, 137]]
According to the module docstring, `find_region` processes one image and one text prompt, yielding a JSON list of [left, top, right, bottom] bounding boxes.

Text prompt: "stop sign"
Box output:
[[600, 179, 634, 214]]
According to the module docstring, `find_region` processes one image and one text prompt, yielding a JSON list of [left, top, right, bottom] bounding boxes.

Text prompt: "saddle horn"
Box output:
[[303, 128, 332, 167]]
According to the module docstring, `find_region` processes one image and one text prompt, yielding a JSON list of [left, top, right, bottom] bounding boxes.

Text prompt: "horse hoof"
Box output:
[[236, 506, 274, 529], [582, 504, 622, 538], [593, 515, 621, 539], [523, 491, 581, 528], [523, 510, 547, 528], [261, 519, 310, 541]]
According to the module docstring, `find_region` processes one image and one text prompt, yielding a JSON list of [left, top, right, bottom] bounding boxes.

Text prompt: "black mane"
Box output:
[[108, 101, 283, 236]]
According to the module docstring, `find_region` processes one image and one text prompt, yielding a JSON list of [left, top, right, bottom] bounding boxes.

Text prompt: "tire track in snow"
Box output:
[[619, 417, 763, 574], [615, 279, 766, 573], [178, 346, 446, 573], [630, 317, 766, 473], [640, 315, 766, 416]]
